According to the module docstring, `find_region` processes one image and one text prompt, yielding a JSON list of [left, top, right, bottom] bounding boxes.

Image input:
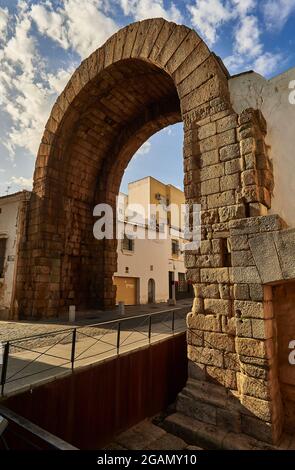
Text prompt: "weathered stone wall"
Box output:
[[0, 191, 31, 320], [182, 213, 295, 446], [182, 104, 284, 444], [229, 68, 295, 228]]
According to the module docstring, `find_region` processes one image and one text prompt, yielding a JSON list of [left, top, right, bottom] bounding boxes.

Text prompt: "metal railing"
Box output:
[[0, 306, 190, 397]]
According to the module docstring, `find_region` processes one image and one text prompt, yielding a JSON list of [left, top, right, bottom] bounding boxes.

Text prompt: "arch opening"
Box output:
[[24, 58, 183, 317], [15, 18, 231, 319], [148, 279, 156, 304]]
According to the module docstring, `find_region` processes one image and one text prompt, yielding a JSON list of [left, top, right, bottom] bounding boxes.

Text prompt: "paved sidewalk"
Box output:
[[0, 300, 192, 398], [0, 300, 192, 344]]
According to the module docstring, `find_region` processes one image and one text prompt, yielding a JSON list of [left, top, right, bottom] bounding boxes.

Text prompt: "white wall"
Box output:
[[229, 67, 295, 228], [0, 198, 20, 312], [115, 229, 186, 304], [116, 237, 169, 303]]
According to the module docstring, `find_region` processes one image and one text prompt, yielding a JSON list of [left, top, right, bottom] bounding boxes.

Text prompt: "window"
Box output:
[[0, 238, 7, 278], [172, 239, 179, 256], [122, 235, 134, 252]]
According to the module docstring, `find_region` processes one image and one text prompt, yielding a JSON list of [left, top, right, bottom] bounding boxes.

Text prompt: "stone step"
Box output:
[[181, 378, 228, 409], [163, 412, 294, 450], [177, 392, 217, 426], [105, 418, 203, 450], [163, 412, 228, 450]]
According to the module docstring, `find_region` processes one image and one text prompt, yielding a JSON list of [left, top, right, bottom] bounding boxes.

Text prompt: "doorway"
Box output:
[[148, 278, 155, 304]]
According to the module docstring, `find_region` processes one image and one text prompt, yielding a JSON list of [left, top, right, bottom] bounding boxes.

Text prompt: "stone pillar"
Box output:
[[178, 106, 285, 446], [230, 215, 285, 444]]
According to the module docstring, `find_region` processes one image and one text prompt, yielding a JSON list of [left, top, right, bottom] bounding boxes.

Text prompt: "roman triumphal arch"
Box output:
[[14, 18, 295, 446], [15, 18, 233, 316]]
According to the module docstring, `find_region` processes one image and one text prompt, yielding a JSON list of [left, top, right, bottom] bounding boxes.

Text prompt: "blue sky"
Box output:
[[0, 0, 294, 195]]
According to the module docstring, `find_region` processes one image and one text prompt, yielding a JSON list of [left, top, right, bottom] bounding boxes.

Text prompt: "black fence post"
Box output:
[[117, 322, 121, 354], [148, 315, 152, 343], [71, 329, 77, 370], [172, 310, 175, 334], [1, 341, 10, 396]]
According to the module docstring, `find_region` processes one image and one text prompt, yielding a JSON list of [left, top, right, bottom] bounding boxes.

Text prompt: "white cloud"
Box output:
[[0, 20, 72, 158], [0, 7, 9, 41], [119, 0, 182, 23], [1, 63, 75, 156], [234, 15, 262, 58], [188, 0, 232, 45], [187, 0, 258, 48], [0, 0, 119, 160], [61, 0, 118, 57], [31, 0, 119, 57], [2, 16, 37, 77], [223, 53, 247, 73], [10, 176, 33, 189], [231, 0, 256, 16], [0, 0, 287, 170], [134, 141, 151, 157], [222, 1, 281, 77], [224, 50, 282, 77], [263, 0, 295, 31], [30, 4, 69, 50], [0, 9, 50, 157], [253, 52, 283, 76], [47, 67, 75, 95]]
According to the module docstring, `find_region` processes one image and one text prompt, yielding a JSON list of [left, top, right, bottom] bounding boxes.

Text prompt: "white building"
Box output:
[[113, 177, 192, 305], [0, 191, 30, 319], [0, 179, 191, 318]]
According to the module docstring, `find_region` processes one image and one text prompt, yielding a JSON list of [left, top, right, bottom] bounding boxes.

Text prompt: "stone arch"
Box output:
[[15, 18, 235, 318], [13, 16, 287, 447]]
